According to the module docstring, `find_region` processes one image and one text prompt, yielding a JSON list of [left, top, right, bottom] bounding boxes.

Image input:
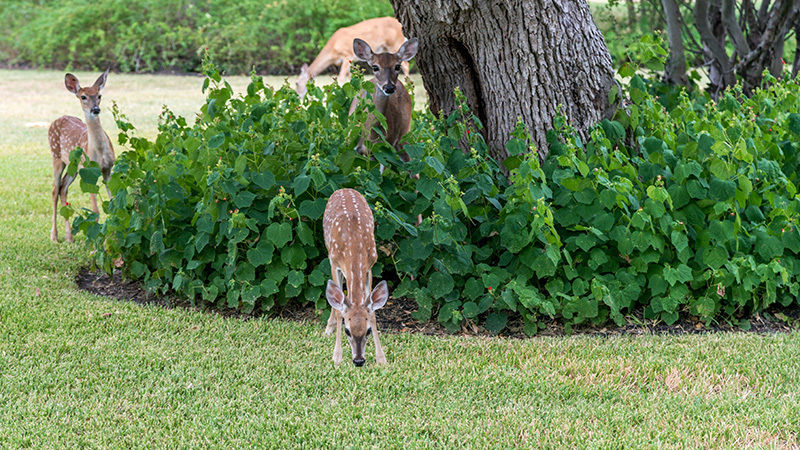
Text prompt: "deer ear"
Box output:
[[65, 73, 80, 94], [326, 280, 346, 312], [397, 38, 418, 62], [93, 69, 109, 91], [368, 280, 389, 312], [353, 38, 373, 61]]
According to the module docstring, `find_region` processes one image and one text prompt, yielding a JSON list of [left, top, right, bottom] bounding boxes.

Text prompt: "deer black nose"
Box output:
[[353, 357, 366, 367], [383, 84, 396, 94], [91, 107, 100, 115]]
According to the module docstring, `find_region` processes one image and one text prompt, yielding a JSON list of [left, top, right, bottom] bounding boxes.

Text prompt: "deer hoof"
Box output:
[[376, 355, 387, 365]]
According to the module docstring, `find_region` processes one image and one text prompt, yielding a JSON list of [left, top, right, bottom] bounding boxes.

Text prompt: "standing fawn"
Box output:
[[49, 70, 115, 242], [323, 188, 390, 366], [349, 37, 418, 159]]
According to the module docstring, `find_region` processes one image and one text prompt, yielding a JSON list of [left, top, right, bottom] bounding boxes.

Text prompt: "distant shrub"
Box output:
[[0, 0, 393, 74]]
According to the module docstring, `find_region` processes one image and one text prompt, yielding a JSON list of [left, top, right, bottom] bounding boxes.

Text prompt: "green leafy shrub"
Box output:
[[541, 71, 800, 330], [0, 0, 393, 74], [71, 53, 800, 333]]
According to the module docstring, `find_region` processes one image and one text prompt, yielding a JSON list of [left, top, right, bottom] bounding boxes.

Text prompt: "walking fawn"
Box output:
[[349, 37, 418, 159], [49, 70, 115, 242], [323, 188, 390, 366]]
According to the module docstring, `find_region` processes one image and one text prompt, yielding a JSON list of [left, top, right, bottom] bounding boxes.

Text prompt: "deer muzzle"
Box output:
[[381, 83, 396, 95]]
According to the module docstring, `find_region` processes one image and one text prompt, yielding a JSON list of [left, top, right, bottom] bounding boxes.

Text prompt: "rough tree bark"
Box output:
[[389, 0, 616, 161]]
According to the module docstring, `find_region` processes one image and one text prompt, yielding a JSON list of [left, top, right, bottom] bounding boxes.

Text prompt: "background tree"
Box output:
[[659, 0, 799, 96], [389, 0, 616, 161]]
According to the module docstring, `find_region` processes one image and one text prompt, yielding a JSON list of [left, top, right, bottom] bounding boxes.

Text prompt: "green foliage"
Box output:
[[541, 71, 800, 328], [0, 0, 392, 74], [73, 54, 800, 334]]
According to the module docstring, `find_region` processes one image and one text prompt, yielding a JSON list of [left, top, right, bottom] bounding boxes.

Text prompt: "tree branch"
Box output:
[[695, 0, 734, 87], [721, 0, 750, 56]]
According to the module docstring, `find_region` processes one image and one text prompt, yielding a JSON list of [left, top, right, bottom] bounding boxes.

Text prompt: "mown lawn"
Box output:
[[1, 69, 799, 447]]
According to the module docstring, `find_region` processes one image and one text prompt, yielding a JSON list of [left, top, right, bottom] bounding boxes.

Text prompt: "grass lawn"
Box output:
[[1, 69, 799, 447]]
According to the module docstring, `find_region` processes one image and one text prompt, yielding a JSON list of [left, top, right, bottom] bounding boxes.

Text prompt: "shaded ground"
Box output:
[[76, 267, 800, 339]]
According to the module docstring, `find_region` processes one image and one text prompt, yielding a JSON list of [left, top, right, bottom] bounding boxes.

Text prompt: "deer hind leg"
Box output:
[[51, 159, 65, 242], [59, 173, 76, 243], [370, 312, 387, 365]]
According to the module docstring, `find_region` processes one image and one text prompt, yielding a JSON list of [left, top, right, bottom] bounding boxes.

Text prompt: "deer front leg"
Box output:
[[337, 59, 352, 81], [325, 308, 338, 335], [370, 312, 386, 365], [90, 193, 99, 214], [333, 312, 343, 365]]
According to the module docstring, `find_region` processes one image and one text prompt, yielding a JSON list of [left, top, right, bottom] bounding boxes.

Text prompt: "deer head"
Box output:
[[326, 279, 388, 366], [353, 38, 418, 96], [65, 70, 109, 118]]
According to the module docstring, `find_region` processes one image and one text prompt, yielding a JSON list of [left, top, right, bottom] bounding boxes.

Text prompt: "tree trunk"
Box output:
[[661, 0, 689, 86], [626, 0, 638, 30], [389, 0, 615, 161]]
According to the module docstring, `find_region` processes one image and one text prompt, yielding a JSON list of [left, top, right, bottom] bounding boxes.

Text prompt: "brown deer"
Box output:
[[323, 188, 390, 366], [49, 70, 115, 242], [349, 37, 418, 158], [295, 17, 409, 98]]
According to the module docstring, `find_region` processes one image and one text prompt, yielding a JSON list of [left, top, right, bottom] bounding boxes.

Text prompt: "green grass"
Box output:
[[1, 69, 800, 447]]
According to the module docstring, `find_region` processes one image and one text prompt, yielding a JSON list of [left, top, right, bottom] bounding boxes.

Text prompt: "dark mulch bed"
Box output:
[[76, 267, 800, 338]]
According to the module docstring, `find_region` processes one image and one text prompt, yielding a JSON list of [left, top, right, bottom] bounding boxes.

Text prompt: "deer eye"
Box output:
[[395, 65, 401, 71], [366, 328, 372, 336], [81, 95, 87, 100], [344, 328, 351, 337], [371, 65, 379, 72], [98, 95, 102, 99]]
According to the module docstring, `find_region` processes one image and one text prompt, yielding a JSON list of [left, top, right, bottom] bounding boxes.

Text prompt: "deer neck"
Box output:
[[372, 86, 393, 115], [84, 113, 110, 163]]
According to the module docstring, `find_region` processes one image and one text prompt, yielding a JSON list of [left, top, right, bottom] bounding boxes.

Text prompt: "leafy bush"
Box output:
[[0, 0, 393, 74], [70, 53, 800, 333]]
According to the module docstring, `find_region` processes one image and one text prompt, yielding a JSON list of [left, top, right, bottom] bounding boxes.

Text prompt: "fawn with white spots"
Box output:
[[49, 71, 115, 242], [323, 188, 390, 366]]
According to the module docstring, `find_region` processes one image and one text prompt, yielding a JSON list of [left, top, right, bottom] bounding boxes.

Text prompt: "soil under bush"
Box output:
[[76, 267, 800, 338]]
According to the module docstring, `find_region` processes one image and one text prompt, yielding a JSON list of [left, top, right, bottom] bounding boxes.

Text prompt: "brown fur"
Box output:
[[49, 71, 115, 243], [323, 188, 389, 366], [295, 17, 409, 97], [350, 38, 418, 159]]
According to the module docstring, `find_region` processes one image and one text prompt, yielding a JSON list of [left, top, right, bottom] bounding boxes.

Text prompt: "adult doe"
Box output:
[[49, 70, 115, 242], [323, 188, 390, 366], [350, 37, 418, 159], [295, 17, 409, 98]]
